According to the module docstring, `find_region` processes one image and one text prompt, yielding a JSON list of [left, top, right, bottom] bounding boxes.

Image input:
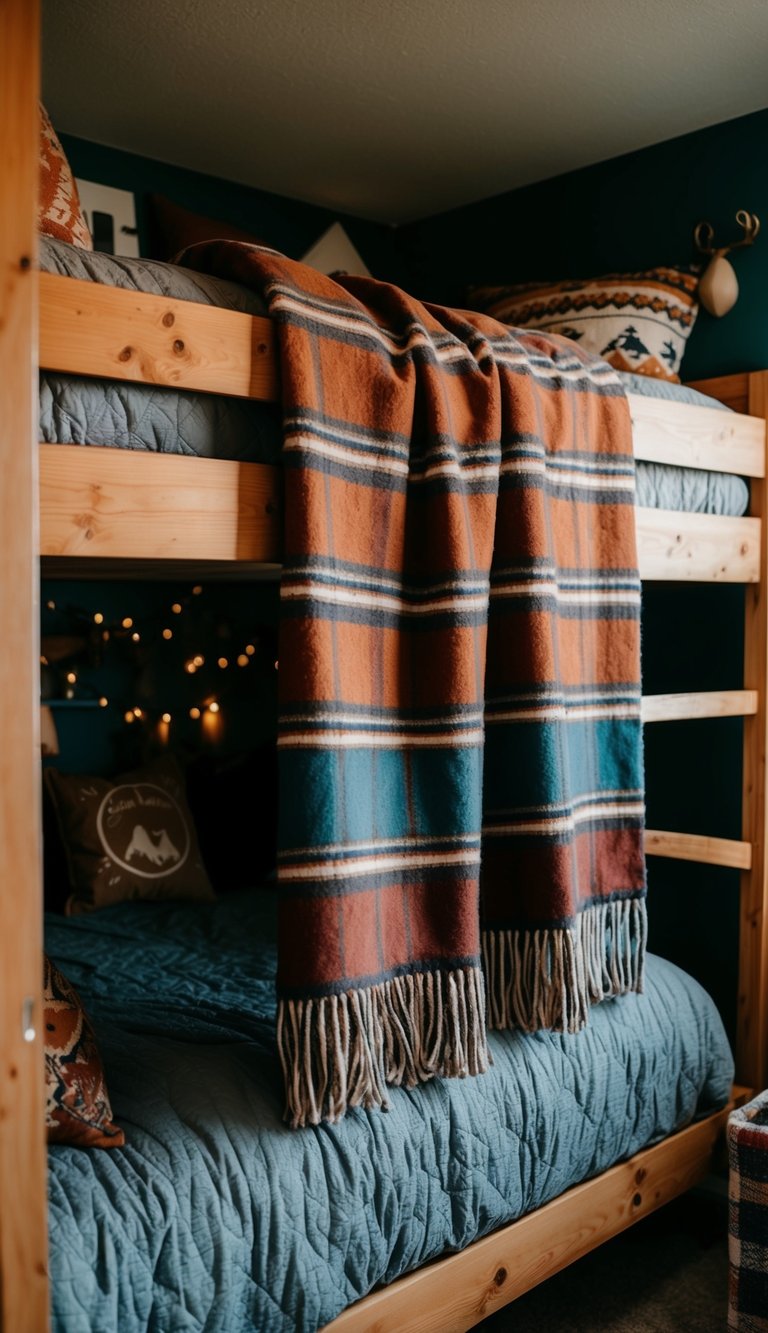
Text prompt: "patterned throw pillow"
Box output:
[[45, 755, 215, 914], [468, 268, 699, 383], [39, 103, 93, 250], [44, 956, 124, 1148]]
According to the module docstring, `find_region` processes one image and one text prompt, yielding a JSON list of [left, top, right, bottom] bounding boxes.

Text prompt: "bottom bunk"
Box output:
[[45, 886, 734, 1333]]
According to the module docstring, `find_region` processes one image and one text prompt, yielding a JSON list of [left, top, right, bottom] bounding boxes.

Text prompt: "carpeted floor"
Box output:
[[476, 1189, 728, 1332]]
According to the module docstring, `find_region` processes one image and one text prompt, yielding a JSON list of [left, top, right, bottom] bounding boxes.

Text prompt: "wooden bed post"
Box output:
[[740, 370, 768, 1091], [0, 0, 49, 1330]]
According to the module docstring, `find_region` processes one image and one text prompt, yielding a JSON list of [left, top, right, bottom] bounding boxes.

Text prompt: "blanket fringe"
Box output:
[[483, 898, 647, 1033], [277, 965, 489, 1128]]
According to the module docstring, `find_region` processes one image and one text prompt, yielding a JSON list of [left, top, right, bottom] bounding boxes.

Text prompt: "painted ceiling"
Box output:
[[43, 0, 768, 223]]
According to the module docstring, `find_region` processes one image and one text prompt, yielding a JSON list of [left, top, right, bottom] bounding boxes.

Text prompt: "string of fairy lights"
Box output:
[[41, 584, 278, 744]]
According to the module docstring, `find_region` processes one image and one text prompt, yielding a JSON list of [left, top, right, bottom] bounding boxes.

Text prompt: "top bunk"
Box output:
[[36, 254, 767, 582]]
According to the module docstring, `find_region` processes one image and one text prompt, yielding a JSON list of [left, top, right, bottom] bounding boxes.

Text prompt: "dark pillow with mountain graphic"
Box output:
[[45, 755, 214, 914], [467, 267, 699, 383]]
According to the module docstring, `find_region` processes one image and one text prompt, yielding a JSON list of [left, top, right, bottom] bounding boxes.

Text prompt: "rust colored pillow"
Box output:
[[45, 755, 215, 915], [148, 193, 265, 262], [44, 956, 124, 1148], [38, 103, 92, 250]]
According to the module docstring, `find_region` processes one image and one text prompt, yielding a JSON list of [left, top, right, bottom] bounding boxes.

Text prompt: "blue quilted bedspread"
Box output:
[[46, 890, 733, 1333]]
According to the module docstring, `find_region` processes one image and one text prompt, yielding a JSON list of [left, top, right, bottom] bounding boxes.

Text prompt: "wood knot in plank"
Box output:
[[632, 1192, 642, 1208], [19, 254, 31, 271], [173, 339, 185, 354], [119, 346, 133, 362], [257, 341, 268, 355], [75, 513, 96, 540], [635, 1167, 647, 1185], [162, 311, 175, 327], [493, 1267, 507, 1287]]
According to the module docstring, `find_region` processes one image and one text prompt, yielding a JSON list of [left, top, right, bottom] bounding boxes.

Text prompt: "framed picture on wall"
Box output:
[[75, 180, 140, 258]]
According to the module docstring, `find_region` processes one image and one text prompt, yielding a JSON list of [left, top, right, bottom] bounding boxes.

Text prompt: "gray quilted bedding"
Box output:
[[39, 238, 749, 516], [46, 888, 734, 1333]]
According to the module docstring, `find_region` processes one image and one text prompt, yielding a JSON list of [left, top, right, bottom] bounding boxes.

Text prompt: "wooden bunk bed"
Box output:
[[2, 6, 768, 1331]]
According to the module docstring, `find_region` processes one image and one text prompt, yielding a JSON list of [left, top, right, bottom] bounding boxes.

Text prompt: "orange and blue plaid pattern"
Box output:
[[181, 242, 647, 1125]]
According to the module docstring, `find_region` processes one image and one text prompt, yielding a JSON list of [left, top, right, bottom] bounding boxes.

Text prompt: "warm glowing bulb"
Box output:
[[208, 700, 220, 714], [192, 585, 203, 596], [274, 660, 279, 670], [161, 712, 171, 724], [193, 655, 204, 667], [46, 600, 56, 610], [40, 655, 48, 666], [185, 661, 197, 674], [162, 628, 173, 640], [217, 657, 228, 669], [245, 644, 256, 656], [66, 671, 77, 684], [122, 617, 133, 629], [98, 697, 108, 708], [133, 707, 143, 719], [189, 707, 201, 720], [124, 711, 135, 724], [237, 654, 249, 667], [132, 632, 140, 642], [93, 612, 104, 625], [171, 603, 182, 615], [102, 630, 110, 642]]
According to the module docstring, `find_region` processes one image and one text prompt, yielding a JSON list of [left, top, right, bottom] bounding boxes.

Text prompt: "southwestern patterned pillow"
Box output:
[[45, 755, 215, 915], [468, 267, 699, 383], [44, 956, 124, 1148], [39, 103, 92, 250]]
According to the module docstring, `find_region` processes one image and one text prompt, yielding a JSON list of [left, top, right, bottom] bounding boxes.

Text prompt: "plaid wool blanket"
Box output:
[[729, 1092, 768, 1330], [182, 243, 647, 1128]]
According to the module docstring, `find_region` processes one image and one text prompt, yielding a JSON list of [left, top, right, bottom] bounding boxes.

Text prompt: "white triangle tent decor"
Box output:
[[301, 222, 372, 278]]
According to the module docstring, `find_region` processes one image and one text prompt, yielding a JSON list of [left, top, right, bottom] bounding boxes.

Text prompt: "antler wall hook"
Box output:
[[693, 210, 761, 317]]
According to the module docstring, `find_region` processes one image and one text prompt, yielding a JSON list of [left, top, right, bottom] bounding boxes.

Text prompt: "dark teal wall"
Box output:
[[59, 133, 407, 284], [401, 106, 768, 383]]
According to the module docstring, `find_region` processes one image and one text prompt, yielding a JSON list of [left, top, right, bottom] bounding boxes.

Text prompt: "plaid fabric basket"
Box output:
[[729, 1091, 768, 1330]]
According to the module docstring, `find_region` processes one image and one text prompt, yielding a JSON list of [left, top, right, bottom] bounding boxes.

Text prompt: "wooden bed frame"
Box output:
[[2, 6, 767, 1328]]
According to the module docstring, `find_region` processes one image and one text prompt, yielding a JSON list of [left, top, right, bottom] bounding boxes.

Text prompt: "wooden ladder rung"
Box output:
[[645, 829, 752, 870], [641, 690, 759, 723]]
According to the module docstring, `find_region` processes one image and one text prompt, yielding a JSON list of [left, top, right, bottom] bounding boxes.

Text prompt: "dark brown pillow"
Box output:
[[45, 956, 124, 1148], [148, 193, 265, 262], [45, 755, 215, 915]]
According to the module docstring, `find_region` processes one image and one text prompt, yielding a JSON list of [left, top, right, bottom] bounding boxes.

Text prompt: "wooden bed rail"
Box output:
[[38, 444, 762, 578], [323, 1093, 745, 1333], [39, 271, 278, 400], [39, 444, 281, 563]]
